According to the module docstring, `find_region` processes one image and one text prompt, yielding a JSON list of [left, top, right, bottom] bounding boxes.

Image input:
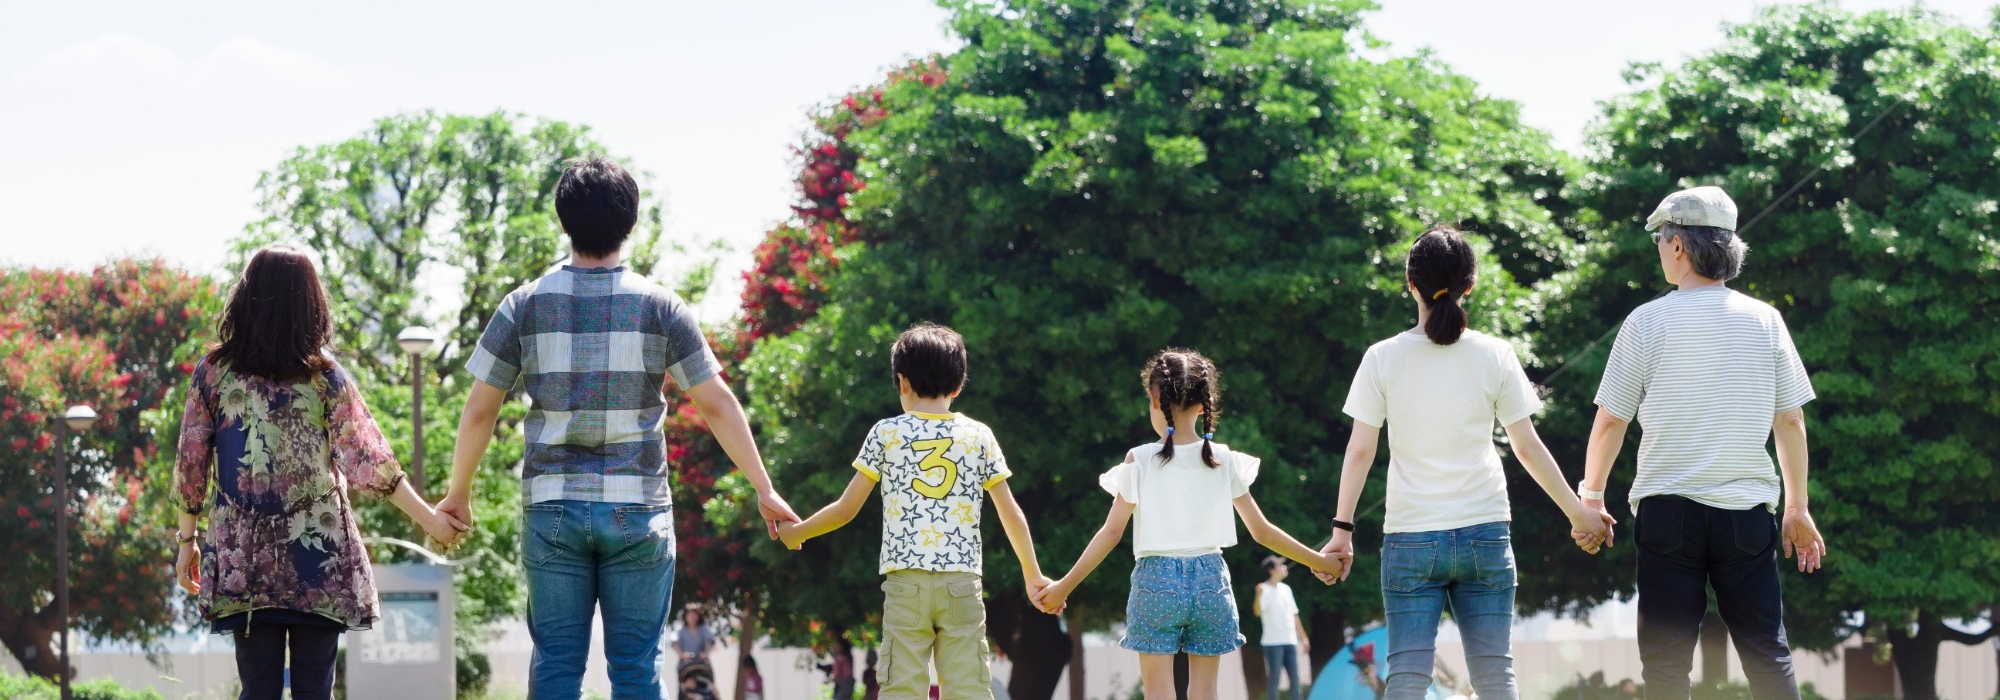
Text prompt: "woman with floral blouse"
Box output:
[[172, 245, 465, 700]]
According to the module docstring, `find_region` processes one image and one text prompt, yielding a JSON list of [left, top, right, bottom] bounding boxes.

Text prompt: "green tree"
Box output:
[[0, 261, 220, 679], [238, 111, 697, 693], [740, 1, 1584, 696], [1539, 6, 2000, 697]]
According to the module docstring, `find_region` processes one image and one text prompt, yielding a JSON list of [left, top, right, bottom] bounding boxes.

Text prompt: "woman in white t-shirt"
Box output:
[[1254, 556, 1309, 700], [1320, 228, 1611, 700], [1036, 349, 1344, 700]]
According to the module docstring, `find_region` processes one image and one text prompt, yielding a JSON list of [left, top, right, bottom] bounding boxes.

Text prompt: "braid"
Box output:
[[1198, 357, 1220, 467], [1154, 353, 1186, 464]]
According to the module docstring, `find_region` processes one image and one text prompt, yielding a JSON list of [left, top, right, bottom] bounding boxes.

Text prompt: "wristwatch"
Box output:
[[1577, 483, 1606, 501]]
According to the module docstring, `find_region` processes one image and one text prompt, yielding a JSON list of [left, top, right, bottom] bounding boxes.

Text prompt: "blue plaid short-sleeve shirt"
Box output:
[[466, 265, 721, 506]]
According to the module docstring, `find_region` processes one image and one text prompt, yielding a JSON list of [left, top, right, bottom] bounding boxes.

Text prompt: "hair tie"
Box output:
[[1202, 432, 1214, 440], [1166, 426, 1176, 436], [1431, 288, 1449, 300]]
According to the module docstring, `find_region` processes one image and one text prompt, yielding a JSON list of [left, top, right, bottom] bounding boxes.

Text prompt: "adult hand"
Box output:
[[757, 489, 801, 540], [437, 489, 474, 535], [1576, 499, 1616, 549], [776, 521, 805, 551], [1569, 503, 1614, 555], [421, 507, 471, 550], [1317, 529, 1356, 584], [1781, 506, 1826, 573], [175, 542, 201, 595], [1025, 576, 1061, 614]]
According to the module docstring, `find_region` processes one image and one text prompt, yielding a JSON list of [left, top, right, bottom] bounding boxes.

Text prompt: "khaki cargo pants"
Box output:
[[879, 570, 993, 700]]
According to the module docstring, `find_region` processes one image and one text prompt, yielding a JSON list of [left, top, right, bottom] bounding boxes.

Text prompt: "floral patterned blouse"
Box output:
[[174, 356, 405, 631]]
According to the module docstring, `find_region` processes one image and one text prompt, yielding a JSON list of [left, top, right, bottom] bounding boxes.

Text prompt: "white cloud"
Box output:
[[11, 32, 354, 92]]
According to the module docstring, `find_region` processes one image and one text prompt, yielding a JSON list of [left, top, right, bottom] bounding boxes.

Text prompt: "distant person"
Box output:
[[741, 655, 765, 700], [1579, 186, 1825, 700], [1318, 228, 1611, 700], [862, 648, 880, 700], [676, 605, 717, 668], [171, 245, 466, 700], [1254, 556, 1309, 700], [825, 637, 856, 700], [439, 156, 800, 700], [1035, 349, 1345, 700], [778, 323, 1054, 700]]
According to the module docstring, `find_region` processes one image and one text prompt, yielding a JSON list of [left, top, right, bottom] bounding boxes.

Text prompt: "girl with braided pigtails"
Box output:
[[1034, 349, 1346, 700]]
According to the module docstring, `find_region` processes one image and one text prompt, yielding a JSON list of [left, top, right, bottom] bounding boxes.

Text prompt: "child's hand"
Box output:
[[1032, 577, 1073, 614], [776, 521, 805, 550], [1311, 548, 1353, 585], [1024, 576, 1059, 614]]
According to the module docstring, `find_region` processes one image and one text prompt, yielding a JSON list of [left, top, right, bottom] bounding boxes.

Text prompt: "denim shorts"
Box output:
[[1120, 554, 1244, 656]]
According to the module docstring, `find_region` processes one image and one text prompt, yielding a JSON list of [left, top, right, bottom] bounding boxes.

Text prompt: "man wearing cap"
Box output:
[[1576, 186, 1826, 700]]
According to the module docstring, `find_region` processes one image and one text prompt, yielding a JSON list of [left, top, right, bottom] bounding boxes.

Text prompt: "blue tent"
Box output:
[[1307, 626, 1448, 700]]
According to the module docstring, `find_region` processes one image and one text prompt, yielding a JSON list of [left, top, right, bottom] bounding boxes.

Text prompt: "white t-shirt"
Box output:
[[1257, 582, 1300, 646], [1099, 442, 1259, 558], [1595, 287, 1815, 511], [1342, 330, 1543, 534], [853, 412, 1011, 575]]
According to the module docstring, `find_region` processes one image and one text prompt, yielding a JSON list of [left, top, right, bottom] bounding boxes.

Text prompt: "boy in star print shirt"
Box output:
[[779, 322, 1053, 700]]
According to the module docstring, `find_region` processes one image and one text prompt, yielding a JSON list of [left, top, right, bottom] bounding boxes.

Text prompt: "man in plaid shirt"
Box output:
[[437, 156, 799, 700]]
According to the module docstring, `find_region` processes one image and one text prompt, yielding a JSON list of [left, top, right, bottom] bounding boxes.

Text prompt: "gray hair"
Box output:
[[1662, 223, 1748, 281]]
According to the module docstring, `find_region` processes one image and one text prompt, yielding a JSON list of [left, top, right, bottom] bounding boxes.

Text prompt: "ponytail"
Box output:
[[1407, 227, 1477, 346]]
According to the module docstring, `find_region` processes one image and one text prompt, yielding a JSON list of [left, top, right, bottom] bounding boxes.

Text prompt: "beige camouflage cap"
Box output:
[[1645, 186, 1738, 232]]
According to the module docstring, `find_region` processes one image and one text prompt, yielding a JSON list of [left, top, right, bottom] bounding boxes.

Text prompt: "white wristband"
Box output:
[[1577, 483, 1606, 501]]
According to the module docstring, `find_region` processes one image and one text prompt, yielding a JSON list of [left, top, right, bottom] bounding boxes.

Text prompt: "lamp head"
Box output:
[[64, 405, 99, 432], [396, 326, 437, 356]]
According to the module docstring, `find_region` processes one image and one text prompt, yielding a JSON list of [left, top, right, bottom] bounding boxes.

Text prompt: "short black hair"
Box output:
[[1262, 555, 1286, 572], [891, 322, 967, 399], [555, 156, 640, 258]]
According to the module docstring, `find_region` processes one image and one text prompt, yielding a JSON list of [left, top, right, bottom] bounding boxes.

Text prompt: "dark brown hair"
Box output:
[[208, 245, 335, 380], [1407, 227, 1477, 345], [555, 156, 641, 259], [1141, 348, 1220, 467], [891, 322, 967, 398]]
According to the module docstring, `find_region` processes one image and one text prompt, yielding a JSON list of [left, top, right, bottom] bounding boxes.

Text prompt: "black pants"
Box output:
[[232, 622, 341, 700], [1635, 496, 1799, 700]]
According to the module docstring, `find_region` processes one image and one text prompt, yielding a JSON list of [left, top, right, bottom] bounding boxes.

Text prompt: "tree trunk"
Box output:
[[0, 602, 64, 681], [1889, 610, 2000, 700], [735, 591, 759, 700], [1306, 609, 1348, 697], [1698, 611, 1729, 683], [987, 595, 1071, 700], [1243, 643, 1269, 700], [1067, 615, 1085, 700]]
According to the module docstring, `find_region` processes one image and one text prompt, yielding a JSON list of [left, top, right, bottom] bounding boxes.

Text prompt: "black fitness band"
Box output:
[[1330, 518, 1356, 532]]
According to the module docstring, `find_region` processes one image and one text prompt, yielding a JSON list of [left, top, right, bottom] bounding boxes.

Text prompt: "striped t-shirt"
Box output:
[[1595, 286, 1815, 511], [467, 265, 721, 506]]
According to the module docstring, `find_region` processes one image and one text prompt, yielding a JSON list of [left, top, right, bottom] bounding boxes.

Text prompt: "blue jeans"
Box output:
[[1263, 643, 1301, 700], [524, 500, 678, 700], [1381, 521, 1517, 700]]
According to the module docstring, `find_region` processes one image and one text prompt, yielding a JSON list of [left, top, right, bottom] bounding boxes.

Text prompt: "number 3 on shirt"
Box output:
[[909, 438, 960, 499]]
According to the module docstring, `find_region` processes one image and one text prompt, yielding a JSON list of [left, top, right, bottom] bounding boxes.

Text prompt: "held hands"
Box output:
[[776, 521, 806, 550], [435, 489, 474, 549], [421, 505, 472, 552], [1570, 499, 1615, 555], [757, 489, 802, 541], [1025, 575, 1062, 615], [1032, 577, 1075, 614], [1313, 529, 1356, 584], [175, 542, 201, 595], [1781, 506, 1826, 573]]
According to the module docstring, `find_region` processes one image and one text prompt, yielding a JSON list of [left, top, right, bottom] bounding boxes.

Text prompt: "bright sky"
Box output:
[[4, 0, 1993, 318]]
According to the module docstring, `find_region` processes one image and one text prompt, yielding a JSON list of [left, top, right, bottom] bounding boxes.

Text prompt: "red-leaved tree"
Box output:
[[0, 261, 220, 680]]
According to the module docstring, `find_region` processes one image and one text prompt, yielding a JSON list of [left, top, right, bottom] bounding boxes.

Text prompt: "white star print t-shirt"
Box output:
[[853, 411, 1011, 575]]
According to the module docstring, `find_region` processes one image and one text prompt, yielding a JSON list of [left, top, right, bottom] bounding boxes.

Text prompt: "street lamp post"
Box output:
[[55, 405, 98, 700], [396, 327, 437, 493]]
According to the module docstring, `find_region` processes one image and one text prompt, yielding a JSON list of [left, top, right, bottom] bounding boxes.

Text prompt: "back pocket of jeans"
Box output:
[[1381, 541, 1438, 593], [1732, 509, 1775, 556], [614, 504, 675, 565], [524, 504, 566, 566], [1471, 538, 1517, 590], [1636, 499, 1685, 556]]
